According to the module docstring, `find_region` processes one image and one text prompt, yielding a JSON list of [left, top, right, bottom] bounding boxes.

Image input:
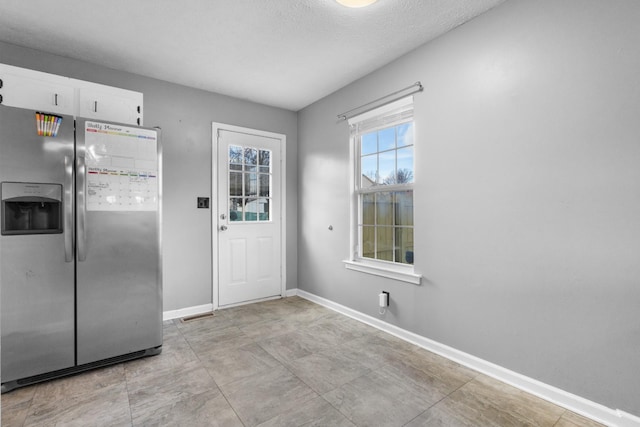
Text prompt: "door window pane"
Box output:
[[259, 150, 271, 173], [244, 148, 257, 171], [229, 146, 243, 165], [245, 173, 257, 197], [228, 145, 273, 223], [258, 198, 269, 221], [230, 198, 243, 221], [259, 174, 270, 197], [245, 198, 258, 221], [229, 172, 243, 197]]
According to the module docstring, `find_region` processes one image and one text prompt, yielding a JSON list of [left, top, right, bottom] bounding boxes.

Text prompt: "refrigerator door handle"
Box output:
[[77, 154, 87, 262], [64, 155, 74, 262]]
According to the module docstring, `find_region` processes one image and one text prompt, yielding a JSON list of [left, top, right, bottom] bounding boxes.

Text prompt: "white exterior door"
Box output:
[[215, 125, 284, 307]]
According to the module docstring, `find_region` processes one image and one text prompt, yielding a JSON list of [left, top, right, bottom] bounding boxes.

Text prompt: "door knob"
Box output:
[[220, 225, 228, 231]]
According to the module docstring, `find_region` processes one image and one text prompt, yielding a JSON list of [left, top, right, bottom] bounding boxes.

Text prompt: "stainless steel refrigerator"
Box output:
[[0, 105, 162, 392]]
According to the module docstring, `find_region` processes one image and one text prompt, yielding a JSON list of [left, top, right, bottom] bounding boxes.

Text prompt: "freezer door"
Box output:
[[75, 118, 162, 365], [0, 105, 75, 382]]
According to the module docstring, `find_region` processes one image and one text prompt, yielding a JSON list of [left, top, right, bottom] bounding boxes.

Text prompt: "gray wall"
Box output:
[[0, 41, 298, 312], [298, 0, 640, 416]]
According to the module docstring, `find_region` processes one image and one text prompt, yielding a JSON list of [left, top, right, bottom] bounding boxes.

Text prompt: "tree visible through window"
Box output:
[[352, 100, 414, 266], [228, 145, 272, 222]]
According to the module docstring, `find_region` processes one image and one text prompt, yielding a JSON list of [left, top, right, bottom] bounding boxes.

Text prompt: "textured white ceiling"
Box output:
[[0, 0, 506, 111]]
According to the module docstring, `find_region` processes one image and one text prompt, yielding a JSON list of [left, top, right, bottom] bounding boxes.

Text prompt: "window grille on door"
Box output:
[[228, 145, 272, 222]]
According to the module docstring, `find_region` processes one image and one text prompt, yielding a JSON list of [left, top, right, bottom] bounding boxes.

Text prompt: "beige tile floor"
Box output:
[[1, 296, 605, 427]]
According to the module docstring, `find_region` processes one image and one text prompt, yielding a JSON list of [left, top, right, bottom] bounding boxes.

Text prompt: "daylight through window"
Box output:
[[351, 97, 414, 266]]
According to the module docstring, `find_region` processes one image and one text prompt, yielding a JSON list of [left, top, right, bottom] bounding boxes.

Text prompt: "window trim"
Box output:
[[343, 97, 422, 285]]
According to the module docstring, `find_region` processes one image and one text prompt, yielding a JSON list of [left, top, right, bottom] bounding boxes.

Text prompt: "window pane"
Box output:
[[361, 154, 377, 187], [258, 198, 269, 221], [394, 191, 413, 226], [379, 151, 396, 185], [230, 198, 243, 221], [244, 148, 257, 165], [378, 127, 395, 151], [244, 148, 257, 171], [229, 146, 243, 164], [259, 173, 270, 197], [245, 172, 257, 196], [362, 226, 375, 259], [376, 226, 394, 261], [354, 107, 414, 267], [362, 193, 375, 225], [361, 133, 377, 155], [376, 192, 393, 226], [397, 123, 413, 147], [259, 150, 270, 166], [395, 227, 414, 264], [229, 172, 243, 197], [396, 146, 414, 184], [245, 198, 258, 221]]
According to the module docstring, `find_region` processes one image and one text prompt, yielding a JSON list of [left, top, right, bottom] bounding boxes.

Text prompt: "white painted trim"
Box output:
[[295, 289, 640, 427], [211, 123, 287, 310], [163, 303, 213, 321], [217, 295, 281, 310], [344, 259, 422, 285], [285, 288, 298, 297]]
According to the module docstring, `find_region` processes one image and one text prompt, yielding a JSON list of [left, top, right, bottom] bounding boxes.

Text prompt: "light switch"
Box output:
[[197, 197, 209, 209]]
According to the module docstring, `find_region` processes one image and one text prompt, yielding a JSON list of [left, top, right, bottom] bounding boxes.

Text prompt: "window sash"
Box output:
[[350, 98, 414, 267]]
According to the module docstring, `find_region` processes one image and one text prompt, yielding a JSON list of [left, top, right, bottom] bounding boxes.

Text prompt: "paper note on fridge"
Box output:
[[84, 121, 159, 211]]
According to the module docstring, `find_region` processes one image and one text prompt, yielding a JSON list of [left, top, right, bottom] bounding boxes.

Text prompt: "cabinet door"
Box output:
[[78, 86, 143, 126], [0, 72, 75, 115]]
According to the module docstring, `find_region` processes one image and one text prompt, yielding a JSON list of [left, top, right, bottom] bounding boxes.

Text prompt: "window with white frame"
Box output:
[[345, 97, 420, 284]]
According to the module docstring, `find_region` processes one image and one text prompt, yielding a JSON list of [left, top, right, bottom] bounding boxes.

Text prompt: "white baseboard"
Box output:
[[295, 289, 640, 427], [163, 303, 213, 321], [285, 288, 298, 298], [164, 290, 298, 321]]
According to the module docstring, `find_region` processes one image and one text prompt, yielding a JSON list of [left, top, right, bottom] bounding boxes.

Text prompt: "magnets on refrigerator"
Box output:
[[35, 112, 63, 137]]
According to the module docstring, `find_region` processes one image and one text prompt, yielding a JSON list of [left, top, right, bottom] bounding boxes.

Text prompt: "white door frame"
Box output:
[[211, 122, 286, 310]]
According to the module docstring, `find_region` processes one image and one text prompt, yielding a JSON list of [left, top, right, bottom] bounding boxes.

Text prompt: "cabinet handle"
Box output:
[[137, 117, 140, 125], [0, 78, 3, 89], [0, 94, 3, 104], [137, 105, 141, 113], [93, 101, 98, 112], [54, 93, 58, 106]]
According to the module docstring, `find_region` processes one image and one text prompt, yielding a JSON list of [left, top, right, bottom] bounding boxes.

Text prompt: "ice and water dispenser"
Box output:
[[1, 182, 63, 235]]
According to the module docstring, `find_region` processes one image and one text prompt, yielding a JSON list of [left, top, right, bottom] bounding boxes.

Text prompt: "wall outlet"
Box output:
[[379, 291, 389, 308]]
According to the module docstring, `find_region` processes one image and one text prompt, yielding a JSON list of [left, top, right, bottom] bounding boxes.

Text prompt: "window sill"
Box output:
[[343, 260, 421, 285]]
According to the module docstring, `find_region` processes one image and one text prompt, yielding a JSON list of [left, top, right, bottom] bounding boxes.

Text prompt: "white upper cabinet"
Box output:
[[76, 81, 142, 125], [0, 68, 75, 115], [0, 64, 143, 125]]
